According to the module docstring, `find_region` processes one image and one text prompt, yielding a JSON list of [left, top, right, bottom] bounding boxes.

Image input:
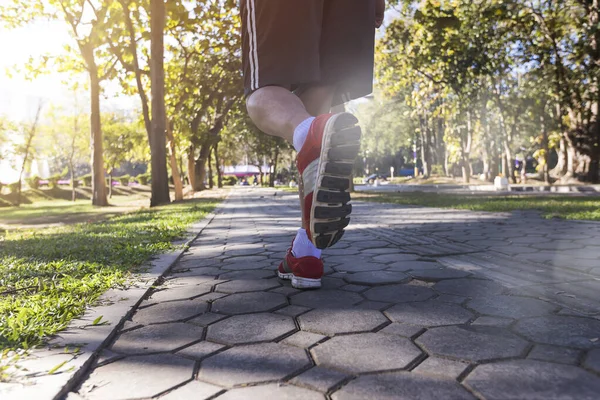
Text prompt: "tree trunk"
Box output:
[[214, 142, 223, 188], [565, 133, 576, 180], [208, 146, 214, 189], [269, 147, 279, 187], [187, 145, 196, 189], [540, 113, 551, 184], [149, 0, 170, 206], [108, 171, 113, 198], [461, 111, 473, 183], [166, 121, 184, 201], [90, 71, 108, 206], [70, 160, 76, 202], [194, 144, 211, 191]]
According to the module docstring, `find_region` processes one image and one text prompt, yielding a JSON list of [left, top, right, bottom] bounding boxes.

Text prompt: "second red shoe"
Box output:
[[277, 248, 323, 289], [296, 112, 361, 249]]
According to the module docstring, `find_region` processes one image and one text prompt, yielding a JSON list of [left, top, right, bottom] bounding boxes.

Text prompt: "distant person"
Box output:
[[241, 0, 385, 288]]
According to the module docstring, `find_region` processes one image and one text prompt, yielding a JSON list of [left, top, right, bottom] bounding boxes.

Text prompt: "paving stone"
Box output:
[[379, 322, 424, 338], [216, 384, 324, 400], [465, 360, 600, 400], [83, 354, 194, 400], [207, 313, 296, 345], [467, 295, 558, 319], [275, 305, 311, 317], [148, 284, 212, 303], [471, 316, 514, 328], [354, 300, 392, 311], [385, 301, 473, 327], [291, 289, 362, 309], [321, 277, 346, 289], [198, 343, 310, 387], [215, 278, 281, 294], [434, 278, 505, 298], [311, 333, 422, 373], [332, 372, 475, 400], [131, 300, 208, 325], [436, 294, 468, 304], [364, 284, 436, 303], [409, 268, 471, 281], [343, 270, 410, 286], [221, 259, 273, 271], [111, 323, 204, 354], [281, 331, 326, 348], [165, 275, 222, 287], [584, 349, 600, 374], [170, 267, 222, 277], [291, 366, 349, 392], [177, 256, 222, 269], [332, 262, 388, 273], [361, 247, 402, 254], [388, 260, 444, 272], [527, 344, 581, 365], [218, 269, 275, 280], [513, 316, 600, 349], [340, 284, 369, 292], [186, 312, 228, 327], [176, 341, 225, 360], [211, 292, 287, 314], [269, 286, 300, 296], [417, 326, 529, 362], [160, 381, 222, 400], [222, 247, 266, 257], [299, 308, 388, 335], [413, 357, 470, 379], [348, 239, 388, 249], [372, 253, 421, 263]]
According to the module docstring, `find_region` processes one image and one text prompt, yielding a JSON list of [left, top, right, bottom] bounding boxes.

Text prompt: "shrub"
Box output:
[[222, 176, 238, 186], [71, 179, 79, 188], [48, 175, 61, 189], [8, 182, 19, 194], [137, 173, 150, 185], [82, 175, 92, 187], [431, 164, 445, 176], [118, 175, 130, 186], [26, 175, 40, 189]]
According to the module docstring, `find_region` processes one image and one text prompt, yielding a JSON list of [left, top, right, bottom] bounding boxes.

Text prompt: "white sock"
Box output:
[[293, 117, 315, 152], [292, 228, 322, 258]]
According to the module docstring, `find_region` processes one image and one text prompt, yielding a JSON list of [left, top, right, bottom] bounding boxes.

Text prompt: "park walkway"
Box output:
[[70, 187, 600, 399]]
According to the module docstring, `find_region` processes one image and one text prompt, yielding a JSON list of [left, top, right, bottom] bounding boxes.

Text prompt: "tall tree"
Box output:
[[0, 0, 118, 205], [149, 0, 170, 205]]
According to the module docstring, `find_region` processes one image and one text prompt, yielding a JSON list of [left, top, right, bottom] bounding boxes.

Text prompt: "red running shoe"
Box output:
[[278, 248, 324, 289], [296, 113, 361, 249]]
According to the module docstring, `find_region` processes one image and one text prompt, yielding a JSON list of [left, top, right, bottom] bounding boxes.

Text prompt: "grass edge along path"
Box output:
[[0, 198, 219, 352], [352, 192, 600, 221]]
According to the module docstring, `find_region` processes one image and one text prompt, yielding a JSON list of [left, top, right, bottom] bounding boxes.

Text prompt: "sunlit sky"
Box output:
[[0, 20, 136, 123]]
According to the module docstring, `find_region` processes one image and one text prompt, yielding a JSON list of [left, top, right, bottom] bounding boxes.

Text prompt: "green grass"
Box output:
[[0, 187, 155, 228], [353, 192, 600, 221], [0, 198, 218, 350]]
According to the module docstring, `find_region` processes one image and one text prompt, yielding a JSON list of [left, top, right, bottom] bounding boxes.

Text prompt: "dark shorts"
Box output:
[[241, 0, 376, 106]]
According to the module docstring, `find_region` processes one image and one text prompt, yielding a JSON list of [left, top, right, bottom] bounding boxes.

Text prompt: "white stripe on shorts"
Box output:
[[245, 0, 259, 90]]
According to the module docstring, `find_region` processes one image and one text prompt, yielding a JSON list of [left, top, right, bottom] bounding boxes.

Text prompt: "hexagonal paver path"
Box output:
[[385, 300, 474, 326], [465, 360, 600, 399], [207, 313, 296, 344], [216, 384, 324, 399], [211, 292, 287, 314], [332, 372, 475, 400], [467, 295, 558, 319], [198, 343, 311, 387], [311, 333, 422, 373], [298, 308, 388, 335], [66, 188, 600, 400], [82, 354, 194, 400], [111, 323, 204, 355], [417, 326, 529, 362]]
